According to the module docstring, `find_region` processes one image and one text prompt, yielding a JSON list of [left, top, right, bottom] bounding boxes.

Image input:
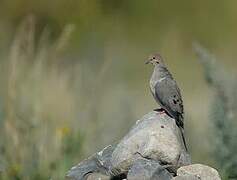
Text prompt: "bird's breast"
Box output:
[[149, 79, 156, 95], [150, 77, 166, 95]]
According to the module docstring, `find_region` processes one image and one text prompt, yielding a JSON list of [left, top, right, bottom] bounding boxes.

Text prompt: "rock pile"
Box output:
[[66, 111, 221, 180]]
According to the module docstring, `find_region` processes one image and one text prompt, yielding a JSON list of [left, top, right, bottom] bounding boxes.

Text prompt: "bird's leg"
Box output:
[[153, 108, 166, 114]]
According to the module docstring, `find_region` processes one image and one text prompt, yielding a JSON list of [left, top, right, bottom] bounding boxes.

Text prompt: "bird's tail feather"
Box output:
[[177, 114, 188, 151], [180, 127, 188, 151]]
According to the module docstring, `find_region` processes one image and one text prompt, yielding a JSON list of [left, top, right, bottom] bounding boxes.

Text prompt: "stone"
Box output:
[[110, 111, 191, 174], [86, 173, 110, 180], [127, 158, 173, 180], [176, 164, 221, 180], [66, 145, 115, 180], [172, 175, 201, 180]]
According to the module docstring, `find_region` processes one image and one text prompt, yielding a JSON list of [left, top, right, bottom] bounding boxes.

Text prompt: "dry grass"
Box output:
[[0, 16, 80, 179], [0, 15, 136, 179]]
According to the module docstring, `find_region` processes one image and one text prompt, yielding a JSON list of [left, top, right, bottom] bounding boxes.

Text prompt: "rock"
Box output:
[[66, 145, 115, 180], [172, 175, 201, 180], [66, 112, 222, 180], [127, 158, 173, 180], [110, 111, 191, 175], [176, 164, 221, 180], [86, 173, 110, 180]]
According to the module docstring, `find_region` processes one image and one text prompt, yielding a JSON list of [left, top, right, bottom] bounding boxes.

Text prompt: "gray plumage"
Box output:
[[146, 53, 187, 151]]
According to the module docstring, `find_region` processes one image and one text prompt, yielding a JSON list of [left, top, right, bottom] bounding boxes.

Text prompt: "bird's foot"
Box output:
[[153, 108, 166, 114]]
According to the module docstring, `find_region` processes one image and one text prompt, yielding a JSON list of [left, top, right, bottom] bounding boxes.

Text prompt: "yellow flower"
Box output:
[[57, 126, 70, 138]]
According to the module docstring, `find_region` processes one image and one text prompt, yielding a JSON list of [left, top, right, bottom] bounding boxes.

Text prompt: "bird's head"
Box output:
[[145, 53, 164, 66]]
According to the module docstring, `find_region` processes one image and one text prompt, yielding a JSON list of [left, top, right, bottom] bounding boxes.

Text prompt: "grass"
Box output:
[[194, 43, 237, 179], [0, 15, 82, 180], [0, 15, 136, 179]]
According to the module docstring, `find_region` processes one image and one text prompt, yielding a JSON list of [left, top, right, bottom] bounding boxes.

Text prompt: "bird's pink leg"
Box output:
[[159, 110, 166, 114], [154, 108, 166, 114]]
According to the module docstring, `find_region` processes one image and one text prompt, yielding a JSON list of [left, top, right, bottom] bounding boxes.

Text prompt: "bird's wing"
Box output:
[[155, 78, 187, 149], [154, 78, 184, 117]]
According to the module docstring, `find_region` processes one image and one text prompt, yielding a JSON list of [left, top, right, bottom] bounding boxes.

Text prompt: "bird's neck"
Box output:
[[153, 65, 171, 79]]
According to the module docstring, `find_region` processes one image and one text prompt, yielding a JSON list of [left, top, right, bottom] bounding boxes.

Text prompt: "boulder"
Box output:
[[66, 145, 115, 180], [110, 111, 191, 175], [127, 157, 173, 180], [66, 111, 222, 180], [175, 164, 221, 180], [86, 173, 110, 180], [172, 175, 201, 180]]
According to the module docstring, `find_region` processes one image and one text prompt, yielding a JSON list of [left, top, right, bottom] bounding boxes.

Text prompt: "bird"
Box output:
[[145, 53, 188, 151]]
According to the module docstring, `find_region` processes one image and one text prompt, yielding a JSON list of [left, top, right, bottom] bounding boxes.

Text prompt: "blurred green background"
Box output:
[[0, 0, 237, 179]]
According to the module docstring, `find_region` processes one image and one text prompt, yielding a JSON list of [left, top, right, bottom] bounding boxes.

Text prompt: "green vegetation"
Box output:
[[0, 17, 83, 179], [194, 43, 237, 179], [0, 15, 135, 179]]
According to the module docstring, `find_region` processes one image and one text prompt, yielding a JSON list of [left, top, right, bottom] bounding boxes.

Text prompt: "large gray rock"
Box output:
[[66, 111, 222, 180], [127, 158, 173, 180], [110, 111, 191, 174], [66, 145, 115, 180], [175, 164, 221, 180], [172, 175, 201, 180], [86, 173, 110, 180]]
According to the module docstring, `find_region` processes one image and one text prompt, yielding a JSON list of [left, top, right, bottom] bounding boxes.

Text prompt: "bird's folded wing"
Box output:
[[155, 78, 184, 116]]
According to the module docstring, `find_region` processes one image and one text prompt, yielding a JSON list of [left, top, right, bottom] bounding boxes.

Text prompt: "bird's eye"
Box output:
[[152, 57, 155, 59]]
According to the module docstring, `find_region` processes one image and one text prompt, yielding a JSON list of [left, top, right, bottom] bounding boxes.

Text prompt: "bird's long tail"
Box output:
[[180, 127, 188, 151], [176, 114, 188, 151]]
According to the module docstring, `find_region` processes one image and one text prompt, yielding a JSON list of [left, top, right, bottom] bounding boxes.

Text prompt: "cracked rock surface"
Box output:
[[127, 157, 173, 180], [66, 145, 115, 180]]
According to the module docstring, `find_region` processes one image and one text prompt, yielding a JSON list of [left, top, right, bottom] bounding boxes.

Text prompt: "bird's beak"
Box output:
[[145, 59, 151, 64]]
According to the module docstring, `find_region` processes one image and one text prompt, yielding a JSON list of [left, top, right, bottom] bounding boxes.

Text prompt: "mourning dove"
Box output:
[[146, 53, 188, 151]]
